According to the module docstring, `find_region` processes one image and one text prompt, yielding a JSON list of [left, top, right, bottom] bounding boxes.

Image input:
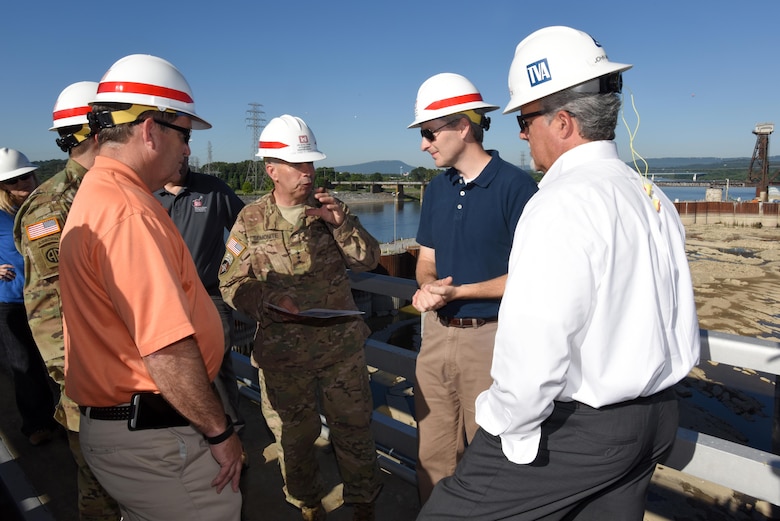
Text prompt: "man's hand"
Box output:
[[208, 432, 244, 493], [272, 295, 302, 322], [412, 276, 456, 312], [305, 188, 345, 227]]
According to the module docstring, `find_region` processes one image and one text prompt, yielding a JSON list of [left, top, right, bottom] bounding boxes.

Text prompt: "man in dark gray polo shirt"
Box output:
[[155, 158, 246, 426]]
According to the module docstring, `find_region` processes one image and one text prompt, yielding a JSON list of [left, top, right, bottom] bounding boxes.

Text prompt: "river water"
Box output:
[[352, 185, 759, 244]]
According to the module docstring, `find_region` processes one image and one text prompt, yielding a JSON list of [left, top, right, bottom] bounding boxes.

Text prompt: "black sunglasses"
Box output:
[[3, 172, 34, 185], [153, 119, 192, 143], [516, 110, 549, 133], [420, 120, 456, 142]]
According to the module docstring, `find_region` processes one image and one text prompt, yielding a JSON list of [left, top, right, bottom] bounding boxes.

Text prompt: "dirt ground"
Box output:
[[645, 223, 780, 520], [685, 223, 780, 341]]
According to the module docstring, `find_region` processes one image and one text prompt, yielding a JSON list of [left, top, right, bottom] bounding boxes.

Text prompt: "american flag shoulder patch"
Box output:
[[26, 218, 61, 241], [226, 236, 246, 257]]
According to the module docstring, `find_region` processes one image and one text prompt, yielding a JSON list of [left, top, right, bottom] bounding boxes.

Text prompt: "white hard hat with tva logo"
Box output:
[[504, 26, 632, 114], [257, 115, 326, 163]]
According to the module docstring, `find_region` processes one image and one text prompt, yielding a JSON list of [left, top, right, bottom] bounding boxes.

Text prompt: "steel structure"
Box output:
[[747, 122, 779, 197]]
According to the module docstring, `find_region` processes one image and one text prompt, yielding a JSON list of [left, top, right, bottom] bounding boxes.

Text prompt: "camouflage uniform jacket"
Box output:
[[13, 158, 85, 405], [219, 192, 380, 370]]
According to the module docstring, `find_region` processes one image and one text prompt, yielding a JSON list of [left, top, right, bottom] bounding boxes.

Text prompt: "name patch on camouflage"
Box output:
[[226, 236, 246, 257], [26, 218, 61, 241]]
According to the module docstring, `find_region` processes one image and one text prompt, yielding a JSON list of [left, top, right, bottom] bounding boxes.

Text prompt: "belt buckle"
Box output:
[[451, 317, 483, 328]]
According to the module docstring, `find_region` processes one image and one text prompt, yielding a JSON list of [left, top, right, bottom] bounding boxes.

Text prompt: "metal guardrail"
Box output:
[[235, 270, 780, 506]]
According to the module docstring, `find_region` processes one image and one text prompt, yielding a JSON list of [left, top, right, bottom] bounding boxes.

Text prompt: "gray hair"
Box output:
[[540, 91, 622, 141]]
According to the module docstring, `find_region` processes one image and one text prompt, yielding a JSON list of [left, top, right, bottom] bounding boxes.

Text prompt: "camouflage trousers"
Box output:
[[258, 348, 382, 508], [50, 360, 120, 521], [66, 429, 121, 521]]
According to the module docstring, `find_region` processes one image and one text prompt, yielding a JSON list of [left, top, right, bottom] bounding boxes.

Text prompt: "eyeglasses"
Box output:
[[420, 120, 456, 142], [153, 119, 192, 143], [516, 110, 549, 133], [3, 173, 34, 185]]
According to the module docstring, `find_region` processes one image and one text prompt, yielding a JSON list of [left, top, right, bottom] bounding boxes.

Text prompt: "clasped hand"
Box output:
[[412, 276, 456, 312]]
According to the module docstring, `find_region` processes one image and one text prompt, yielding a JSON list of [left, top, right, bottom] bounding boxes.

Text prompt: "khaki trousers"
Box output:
[[79, 413, 242, 521], [414, 311, 497, 504]]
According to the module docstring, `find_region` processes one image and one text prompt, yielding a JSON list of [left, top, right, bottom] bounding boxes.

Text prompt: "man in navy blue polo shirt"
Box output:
[[407, 72, 538, 503], [155, 158, 246, 427]]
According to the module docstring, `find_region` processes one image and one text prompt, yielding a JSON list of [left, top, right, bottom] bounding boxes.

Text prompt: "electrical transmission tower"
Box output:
[[204, 141, 219, 176], [245, 103, 266, 190]]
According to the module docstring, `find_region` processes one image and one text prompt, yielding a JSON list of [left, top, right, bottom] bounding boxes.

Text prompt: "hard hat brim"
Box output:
[[0, 166, 38, 183], [408, 104, 500, 128]]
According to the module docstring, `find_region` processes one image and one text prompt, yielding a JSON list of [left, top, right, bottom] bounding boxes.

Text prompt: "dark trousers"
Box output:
[[417, 388, 678, 521], [0, 302, 58, 436], [211, 296, 244, 425]]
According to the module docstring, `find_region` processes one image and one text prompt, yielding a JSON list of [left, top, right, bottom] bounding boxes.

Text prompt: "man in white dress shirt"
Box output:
[[417, 26, 700, 521]]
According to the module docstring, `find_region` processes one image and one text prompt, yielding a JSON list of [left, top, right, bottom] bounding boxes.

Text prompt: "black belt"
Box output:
[[437, 315, 498, 328], [79, 405, 132, 421]]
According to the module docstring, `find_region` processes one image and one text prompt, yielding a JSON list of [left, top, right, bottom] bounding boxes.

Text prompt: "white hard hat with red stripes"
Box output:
[[256, 115, 326, 163], [50, 81, 98, 131], [90, 54, 211, 129], [50, 81, 99, 152], [408, 72, 498, 128]]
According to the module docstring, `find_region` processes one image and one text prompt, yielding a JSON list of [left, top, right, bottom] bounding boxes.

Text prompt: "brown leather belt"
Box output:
[[79, 405, 132, 421], [437, 315, 498, 328]]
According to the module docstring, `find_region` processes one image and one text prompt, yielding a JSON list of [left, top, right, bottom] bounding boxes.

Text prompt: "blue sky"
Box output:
[[1, 1, 778, 171]]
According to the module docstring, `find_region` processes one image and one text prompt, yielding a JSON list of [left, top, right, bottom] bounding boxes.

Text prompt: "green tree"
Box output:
[[409, 167, 426, 182]]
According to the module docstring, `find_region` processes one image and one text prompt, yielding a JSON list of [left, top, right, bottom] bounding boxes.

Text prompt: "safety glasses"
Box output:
[[3, 173, 34, 185], [153, 119, 192, 143], [516, 110, 549, 133], [420, 120, 456, 142]]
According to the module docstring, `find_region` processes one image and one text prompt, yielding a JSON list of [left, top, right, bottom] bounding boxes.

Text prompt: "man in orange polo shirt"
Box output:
[[60, 54, 243, 520]]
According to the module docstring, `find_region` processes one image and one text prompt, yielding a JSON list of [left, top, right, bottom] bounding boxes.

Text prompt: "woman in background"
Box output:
[[0, 148, 58, 445]]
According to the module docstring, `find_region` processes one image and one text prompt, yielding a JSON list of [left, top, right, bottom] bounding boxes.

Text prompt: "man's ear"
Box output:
[[265, 162, 277, 182], [139, 117, 158, 148], [556, 110, 577, 140]]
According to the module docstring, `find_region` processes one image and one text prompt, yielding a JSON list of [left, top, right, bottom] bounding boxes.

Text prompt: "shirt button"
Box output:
[[457, 204, 462, 210], [460, 190, 466, 196]]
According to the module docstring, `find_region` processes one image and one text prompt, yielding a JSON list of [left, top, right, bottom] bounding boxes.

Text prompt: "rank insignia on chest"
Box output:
[[26, 218, 61, 241]]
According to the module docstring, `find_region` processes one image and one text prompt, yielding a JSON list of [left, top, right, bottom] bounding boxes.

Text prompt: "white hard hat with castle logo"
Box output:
[[257, 115, 326, 163]]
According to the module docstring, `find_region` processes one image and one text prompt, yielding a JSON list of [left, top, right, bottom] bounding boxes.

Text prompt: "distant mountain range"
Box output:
[[336, 156, 780, 175], [334, 160, 417, 175]]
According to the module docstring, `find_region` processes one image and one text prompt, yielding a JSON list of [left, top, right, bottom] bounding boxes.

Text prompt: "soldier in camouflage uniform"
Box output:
[[13, 82, 120, 521], [219, 115, 382, 521]]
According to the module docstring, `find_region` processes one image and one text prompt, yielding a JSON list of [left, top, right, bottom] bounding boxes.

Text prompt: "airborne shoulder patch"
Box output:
[[226, 236, 246, 257], [26, 218, 61, 241]]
